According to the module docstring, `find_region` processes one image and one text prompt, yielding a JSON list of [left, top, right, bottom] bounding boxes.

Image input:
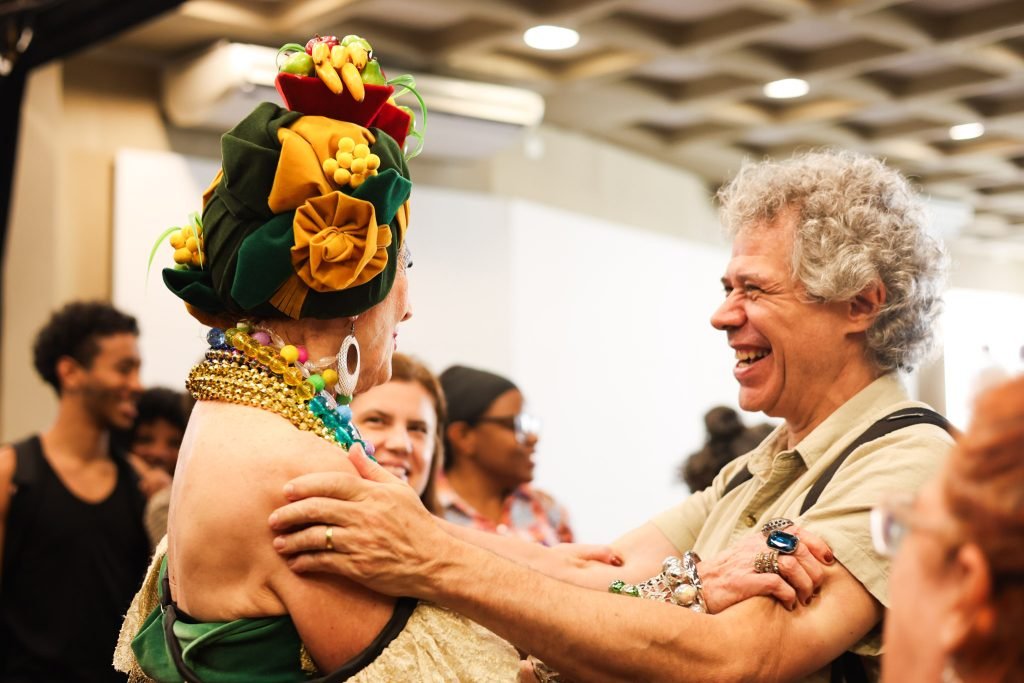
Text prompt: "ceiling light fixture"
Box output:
[[763, 78, 809, 99], [523, 25, 579, 51], [949, 122, 984, 141]]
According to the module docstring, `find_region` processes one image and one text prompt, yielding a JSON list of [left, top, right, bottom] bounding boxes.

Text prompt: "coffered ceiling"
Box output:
[[92, 0, 1024, 241]]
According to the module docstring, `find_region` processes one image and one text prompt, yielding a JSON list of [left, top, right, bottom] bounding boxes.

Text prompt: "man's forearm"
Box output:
[[420, 537, 742, 683]]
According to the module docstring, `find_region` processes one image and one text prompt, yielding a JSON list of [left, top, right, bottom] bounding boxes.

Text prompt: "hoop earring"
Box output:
[[335, 322, 360, 400]]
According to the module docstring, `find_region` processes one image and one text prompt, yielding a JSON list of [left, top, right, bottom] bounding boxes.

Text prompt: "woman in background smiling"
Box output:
[[350, 353, 444, 514]]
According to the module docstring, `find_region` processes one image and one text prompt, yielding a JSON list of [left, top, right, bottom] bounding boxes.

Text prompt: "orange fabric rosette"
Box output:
[[291, 191, 392, 293]]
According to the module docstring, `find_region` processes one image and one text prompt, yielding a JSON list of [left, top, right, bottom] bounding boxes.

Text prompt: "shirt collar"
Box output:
[[435, 473, 473, 516], [746, 373, 911, 474], [435, 473, 535, 515]]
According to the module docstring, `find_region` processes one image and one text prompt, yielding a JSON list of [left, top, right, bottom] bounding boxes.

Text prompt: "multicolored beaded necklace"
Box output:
[[186, 322, 369, 452]]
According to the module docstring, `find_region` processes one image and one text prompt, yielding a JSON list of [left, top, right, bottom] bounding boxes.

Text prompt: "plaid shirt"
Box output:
[[436, 474, 574, 547]]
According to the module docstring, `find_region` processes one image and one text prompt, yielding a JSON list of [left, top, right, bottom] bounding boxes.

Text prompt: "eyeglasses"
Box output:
[[472, 413, 542, 444], [870, 493, 957, 558]]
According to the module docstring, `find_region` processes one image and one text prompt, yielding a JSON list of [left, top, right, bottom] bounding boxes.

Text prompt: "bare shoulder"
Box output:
[[0, 444, 14, 511], [168, 402, 360, 618], [186, 401, 358, 479], [0, 444, 14, 478], [172, 402, 395, 669]]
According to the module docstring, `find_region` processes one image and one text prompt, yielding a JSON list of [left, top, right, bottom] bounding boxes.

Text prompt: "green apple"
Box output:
[[281, 51, 314, 76], [360, 60, 386, 85], [341, 34, 372, 51]]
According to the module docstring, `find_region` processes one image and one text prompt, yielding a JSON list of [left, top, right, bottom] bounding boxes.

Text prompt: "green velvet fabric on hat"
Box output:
[[163, 102, 412, 321]]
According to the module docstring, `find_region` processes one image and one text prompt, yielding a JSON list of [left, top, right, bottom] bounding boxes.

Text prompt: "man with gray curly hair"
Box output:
[[717, 149, 946, 374], [264, 149, 955, 682]]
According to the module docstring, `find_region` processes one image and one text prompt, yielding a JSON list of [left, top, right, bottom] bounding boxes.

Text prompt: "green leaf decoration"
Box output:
[[146, 225, 186, 291], [387, 74, 428, 160]]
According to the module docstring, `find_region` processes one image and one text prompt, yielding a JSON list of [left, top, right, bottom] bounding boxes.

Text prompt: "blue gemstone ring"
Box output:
[[766, 529, 800, 555]]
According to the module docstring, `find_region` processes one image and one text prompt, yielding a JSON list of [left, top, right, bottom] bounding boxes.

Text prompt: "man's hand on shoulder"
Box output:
[[269, 446, 453, 598]]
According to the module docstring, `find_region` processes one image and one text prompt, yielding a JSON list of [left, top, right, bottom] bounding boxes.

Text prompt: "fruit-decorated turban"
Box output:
[[162, 35, 418, 321]]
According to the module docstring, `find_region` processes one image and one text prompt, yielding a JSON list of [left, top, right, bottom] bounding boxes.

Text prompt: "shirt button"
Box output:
[[744, 514, 757, 527], [496, 524, 508, 534]]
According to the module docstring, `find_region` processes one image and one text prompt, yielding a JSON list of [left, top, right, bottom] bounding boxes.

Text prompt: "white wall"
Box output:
[[111, 150, 219, 389], [113, 151, 750, 543], [507, 202, 738, 541], [940, 287, 1024, 429], [402, 193, 741, 541]]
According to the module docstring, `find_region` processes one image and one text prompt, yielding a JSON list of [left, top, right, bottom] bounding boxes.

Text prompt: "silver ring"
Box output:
[[324, 526, 334, 551], [761, 518, 794, 537]]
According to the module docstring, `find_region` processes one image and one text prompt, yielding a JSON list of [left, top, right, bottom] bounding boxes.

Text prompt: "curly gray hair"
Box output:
[[716, 149, 947, 373]]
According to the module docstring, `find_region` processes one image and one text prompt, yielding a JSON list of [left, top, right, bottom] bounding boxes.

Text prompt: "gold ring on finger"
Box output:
[[753, 550, 780, 574], [325, 525, 334, 551]]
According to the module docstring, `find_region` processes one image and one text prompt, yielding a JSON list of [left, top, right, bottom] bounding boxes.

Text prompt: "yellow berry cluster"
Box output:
[[322, 136, 381, 189], [169, 221, 204, 269]]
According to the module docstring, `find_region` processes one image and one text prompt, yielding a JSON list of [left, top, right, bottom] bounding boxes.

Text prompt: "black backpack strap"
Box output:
[[722, 466, 754, 497], [800, 407, 950, 515], [810, 407, 949, 683]]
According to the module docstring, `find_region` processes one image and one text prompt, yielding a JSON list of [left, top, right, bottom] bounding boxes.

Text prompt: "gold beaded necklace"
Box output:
[[187, 350, 342, 445], [187, 325, 363, 449]]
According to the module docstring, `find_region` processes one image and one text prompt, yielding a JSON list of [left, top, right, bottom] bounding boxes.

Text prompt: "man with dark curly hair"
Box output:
[[0, 301, 150, 682]]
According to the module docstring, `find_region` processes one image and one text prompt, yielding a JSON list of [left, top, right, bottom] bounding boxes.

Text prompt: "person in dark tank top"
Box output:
[[0, 301, 151, 682]]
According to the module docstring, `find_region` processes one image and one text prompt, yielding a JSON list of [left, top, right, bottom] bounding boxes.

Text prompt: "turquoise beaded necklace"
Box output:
[[204, 323, 371, 453]]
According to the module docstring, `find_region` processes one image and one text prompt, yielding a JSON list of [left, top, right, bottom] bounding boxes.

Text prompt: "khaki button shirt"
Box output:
[[652, 374, 954, 679]]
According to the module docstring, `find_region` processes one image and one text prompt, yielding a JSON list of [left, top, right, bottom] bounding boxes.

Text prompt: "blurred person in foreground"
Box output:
[[876, 374, 1024, 683], [350, 353, 444, 514], [438, 365, 572, 546], [0, 301, 150, 682], [680, 406, 774, 492], [270, 149, 954, 682]]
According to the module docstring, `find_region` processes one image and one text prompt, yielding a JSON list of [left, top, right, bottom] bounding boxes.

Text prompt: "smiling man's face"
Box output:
[[710, 212, 852, 425]]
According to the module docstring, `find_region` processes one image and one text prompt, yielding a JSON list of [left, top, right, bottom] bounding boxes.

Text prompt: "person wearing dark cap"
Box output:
[[438, 365, 573, 546], [114, 34, 520, 682]]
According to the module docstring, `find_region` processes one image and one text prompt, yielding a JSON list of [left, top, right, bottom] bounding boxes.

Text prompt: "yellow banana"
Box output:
[[347, 44, 368, 70], [340, 62, 364, 101], [312, 42, 344, 94], [312, 42, 330, 64], [330, 44, 349, 70]]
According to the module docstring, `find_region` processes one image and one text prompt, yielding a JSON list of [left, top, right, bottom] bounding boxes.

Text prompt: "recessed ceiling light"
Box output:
[[763, 78, 809, 99], [949, 122, 984, 141], [523, 25, 579, 51]]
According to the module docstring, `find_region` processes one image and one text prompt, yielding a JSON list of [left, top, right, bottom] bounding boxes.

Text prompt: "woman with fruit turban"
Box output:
[[113, 35, 520, 682]]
